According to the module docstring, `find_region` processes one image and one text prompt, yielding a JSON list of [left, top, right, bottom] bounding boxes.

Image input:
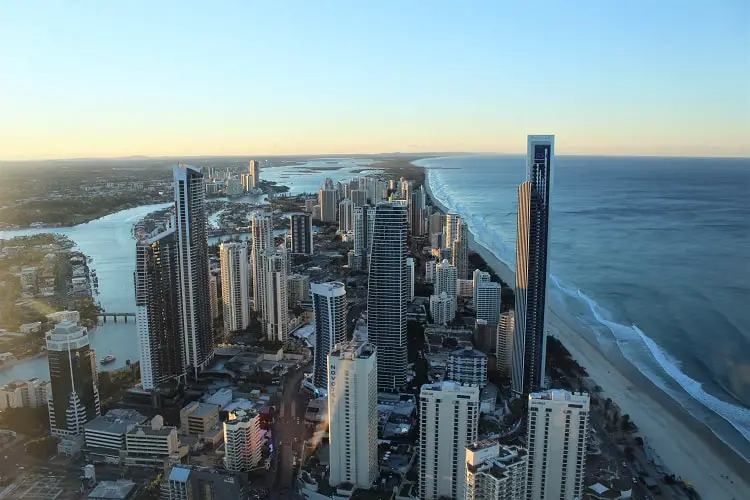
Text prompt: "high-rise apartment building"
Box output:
[[47, 322, 101, 437], [223, 409, 263, 472], [406, 257, 415, 302], [445, 212, 460, 247], [429, 292, 456, 325], [219, 242, 251, 333], [435, 258, 457, 297], [429, 212, 445, 236], [327, 341, 378, 489], [290, 212, 314, 255], [474, 281, 501, 325], [367, 203, 409, 391], [338, 199, 354, 233], [465, 441, 528, 500], [350, 188, 368, 207], [311, 282, 348, 389], [248, 160, 260, 189], [287, 273, 310, 308], [512, 135, 555, 394], [251, 211, 273, 314], [527, 390, 589, 500], [410, 186, 427, 236], [496, 311, 515, 377], [419, 381, 479, 500], [452, 218, 469, 279], [135, 228, 185, 390], [318, 187, 338, 223], [173, 164, 214, 375], [353, 205, 376, 271], [209, 270, 220, 322], [262, 248, 289, 342]]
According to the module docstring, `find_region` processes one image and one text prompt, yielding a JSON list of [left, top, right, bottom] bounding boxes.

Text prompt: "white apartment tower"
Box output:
[[223, 409, 263, 472], [248, 160, 260, 189], [173, 164, 214, 375], [327, 341, 378, 489], [429, 292, 456, 325], [311, 282, 348, 389], [465, 441, 528, 500], [527, 390, 590, 500], [419, 381, 479, 500], [219, 242, 251, 333], [367, 203, 409, 391], [338, 198, 354, 233], [251, 211, 273, 314], [496, 311, 515, 377], [262, 248, 289, 342], [435, 258, 457, 297]]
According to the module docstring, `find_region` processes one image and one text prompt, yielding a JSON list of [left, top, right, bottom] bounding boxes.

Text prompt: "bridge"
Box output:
[[97, 312, 136, 323]]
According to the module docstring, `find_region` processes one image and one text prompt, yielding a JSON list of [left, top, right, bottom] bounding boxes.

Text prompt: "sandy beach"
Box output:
[[469, 233, 750, 500]]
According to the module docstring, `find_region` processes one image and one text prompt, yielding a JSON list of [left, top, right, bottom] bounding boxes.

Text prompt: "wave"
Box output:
[[424, 164, 750, 451]]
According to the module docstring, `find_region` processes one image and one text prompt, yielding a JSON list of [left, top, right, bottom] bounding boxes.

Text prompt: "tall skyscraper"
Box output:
[[350, 188, 368, 207], [327, 341, 378, 489], [445, 212, 460, 246], [46, 322, 101, 437], [496, 311, 515, 377], [429, 212, 445, 236], [435, 258, 457, 297], [527, 390, 589, 500], [219, 242, 251, 333], [367, 202, 408, 391], [318, 187, 338, 222], [419, 381, 479, 500], [173, 164, 214, 375], [311, 282, 348, 389], [338, 198, 354, 233], [474, 281, 501, 325], [209, 270, 220, 322], [262, 248, 289, 342], [353, 205, 375, 271], [465, 441, 528, 500], [452, 218, 469, 279], [512, 135, 555, 394], [410, 186, 427, 236], [248, 160, 260, 189], [251, 211, 273, 314], [290, 212, 314, 255], [135, 228, 185, 390]]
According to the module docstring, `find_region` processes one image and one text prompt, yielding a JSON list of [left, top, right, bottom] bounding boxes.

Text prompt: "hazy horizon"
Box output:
[[1, 1, 748, 160]]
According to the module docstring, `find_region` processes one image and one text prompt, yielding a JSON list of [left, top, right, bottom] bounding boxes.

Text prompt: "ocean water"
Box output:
[[417, 155, 750, 455]]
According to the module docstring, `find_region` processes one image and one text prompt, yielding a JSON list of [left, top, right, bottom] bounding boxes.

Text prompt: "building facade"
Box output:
[[223, 409, 263, 472], [367, 203, 409, 391], [474, 281, 502, 325], [249, 159, 260, 189], [311, 282, 348, 389], [318, 187, 338, 222], [251, 211, 273, 314], [290, 213, 314, 255], [465, 441, 528, 500], [287, 273, 310, 308], [527, 390, 589, 500], [327, 341, 378, 489], [419, 381, 479, 500], [353, 205, 375, 271], [435, 258, 457, 297], [338, 198, 354, 233], [446, 347, 488, 387], [262, 248, 289, 342], [512, 135, 555, 394], [410, 186, 427, 236], [47, 322, 101, 437], [429, 292, 456, 326], [173, 164, 214, 376], [452, 218, 469, 280], [496, 311, 515, 377], [135, 228, 186, 390], [219, 242, 251, 333]]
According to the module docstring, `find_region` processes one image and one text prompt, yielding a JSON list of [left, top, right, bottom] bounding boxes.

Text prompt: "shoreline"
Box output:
[[422, 171, 750, 499]]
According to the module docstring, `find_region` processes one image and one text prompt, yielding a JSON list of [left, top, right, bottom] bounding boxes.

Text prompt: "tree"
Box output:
[[25, 436, 59, 459]]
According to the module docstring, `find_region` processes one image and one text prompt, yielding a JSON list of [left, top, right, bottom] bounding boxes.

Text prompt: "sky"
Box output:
[[0, 1, 748, 160]]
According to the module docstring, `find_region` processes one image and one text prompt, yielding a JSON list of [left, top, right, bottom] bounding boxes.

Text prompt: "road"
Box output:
[[271, 361, 313, 499]]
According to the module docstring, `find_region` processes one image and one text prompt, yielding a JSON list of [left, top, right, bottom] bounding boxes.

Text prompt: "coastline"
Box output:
[[423, 172, 750, 499]]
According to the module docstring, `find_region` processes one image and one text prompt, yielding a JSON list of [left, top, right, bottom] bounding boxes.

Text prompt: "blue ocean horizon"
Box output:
[[416, 154, 750, 455]]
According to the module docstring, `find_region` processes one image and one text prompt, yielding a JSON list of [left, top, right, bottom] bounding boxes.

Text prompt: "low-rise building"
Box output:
[[124, 415, 184, 467], [165, 465, 249, 500], [87, 480, 137, 500], [0, 378, 48, 410], [447, 346, 488, 388], [180, 401, 220, 436], [46, 310, 81, 324], [84, 409, 148, 464]]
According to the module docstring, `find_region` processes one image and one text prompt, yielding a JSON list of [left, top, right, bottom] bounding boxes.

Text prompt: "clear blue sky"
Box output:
[[1, 0, 748, 159]]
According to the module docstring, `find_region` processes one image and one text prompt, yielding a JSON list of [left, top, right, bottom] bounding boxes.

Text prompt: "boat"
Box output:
[[100, 354, 116, 365]]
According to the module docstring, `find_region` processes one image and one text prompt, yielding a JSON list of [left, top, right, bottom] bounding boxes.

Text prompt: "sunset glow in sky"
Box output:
[[1, 1, 748, 160]]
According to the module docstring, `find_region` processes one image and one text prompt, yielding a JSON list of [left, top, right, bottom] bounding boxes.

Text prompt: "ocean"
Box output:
[[417, 154, 750, 455]]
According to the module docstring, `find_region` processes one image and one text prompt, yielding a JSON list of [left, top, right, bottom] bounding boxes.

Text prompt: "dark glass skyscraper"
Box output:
[[290, 212, 313, 255], [367, 202, 408, 391], [512, 135, 554, 394]]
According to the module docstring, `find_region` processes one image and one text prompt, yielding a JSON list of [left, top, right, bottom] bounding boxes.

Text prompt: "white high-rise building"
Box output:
[[473, 269, 491, 290], [474, 282, 502, 325], [251, 212, 273, 314], [435, 258, 457, 297], [248, 160, 260, 189], [367, 203, 409, 391], [353, 205, 376, 271], [465, 441, 528, 500], [327, 341, 378, 489], [311, 282, 348, 389], [429, 292, 456, 325], [527, 390, 590, 500], [425, 259, 437, 283], [447, 346, 487, 387], [287, 273, 310, 308], [174, 164, 214, 375], [219, 242, 251, 333], [223, 409, 263, 472], [318, 187, 338, 223], [496, 311, 515, 377], [338, 199, 354, 233], [419, 381, 479, 500], [262, 248, 289, 342], [406, 257, 415, 302]]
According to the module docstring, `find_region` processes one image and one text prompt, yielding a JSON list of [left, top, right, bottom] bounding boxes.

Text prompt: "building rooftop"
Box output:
[[529, 389, 589, 402], [85, 409, 148, 435], [88, 480, 136, 499], [330, 340, 375, 360], [421, 380, 479, 393], [449, 346, 487, 359], [168, 466, 191, 482], [182, 401, 219, 418]]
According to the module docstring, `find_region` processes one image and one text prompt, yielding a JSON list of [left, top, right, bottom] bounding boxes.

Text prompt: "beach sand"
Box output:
[[469, 233, 750, 500]]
